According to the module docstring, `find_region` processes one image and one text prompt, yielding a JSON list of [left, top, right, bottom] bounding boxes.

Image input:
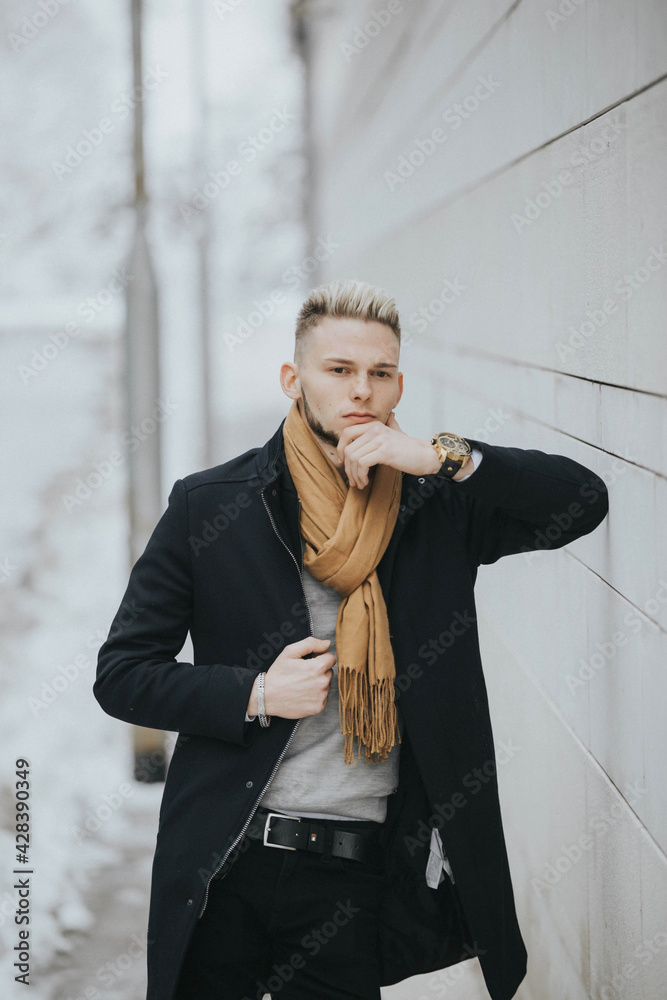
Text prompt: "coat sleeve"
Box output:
[[93, 478, 260, 747], [437, 437, 609, 566]]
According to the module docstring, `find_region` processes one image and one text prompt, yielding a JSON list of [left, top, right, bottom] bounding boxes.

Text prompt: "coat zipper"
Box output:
[[197, 488, 314, 919]]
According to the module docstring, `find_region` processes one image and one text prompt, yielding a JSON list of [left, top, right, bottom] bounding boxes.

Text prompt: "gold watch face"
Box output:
[[434, 432, 471, 457]]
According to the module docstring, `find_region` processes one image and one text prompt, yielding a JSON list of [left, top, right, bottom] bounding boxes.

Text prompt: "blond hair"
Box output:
[[294, 279, 401, 365]]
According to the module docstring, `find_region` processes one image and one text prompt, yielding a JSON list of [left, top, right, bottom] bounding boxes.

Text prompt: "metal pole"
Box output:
[[290, 0, 318, 251], [125, 0, 166, 782], [191, 0, 214, 468]]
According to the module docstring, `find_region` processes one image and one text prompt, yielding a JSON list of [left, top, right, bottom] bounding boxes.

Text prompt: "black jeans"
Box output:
[[174, 816, 388, 1000]]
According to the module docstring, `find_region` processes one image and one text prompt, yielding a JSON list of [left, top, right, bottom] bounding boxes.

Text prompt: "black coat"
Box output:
[[94, 416, 609, 1000]]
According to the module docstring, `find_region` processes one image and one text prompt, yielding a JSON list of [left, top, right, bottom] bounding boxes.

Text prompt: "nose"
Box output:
[[350, 377, 372, 400]]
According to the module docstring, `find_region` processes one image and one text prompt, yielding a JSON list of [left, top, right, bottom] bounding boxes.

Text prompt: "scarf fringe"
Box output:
[[338, 666, 403, 766]]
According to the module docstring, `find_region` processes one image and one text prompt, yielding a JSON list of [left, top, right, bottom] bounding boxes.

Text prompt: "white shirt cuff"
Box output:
[[455, 447, 483, 481]]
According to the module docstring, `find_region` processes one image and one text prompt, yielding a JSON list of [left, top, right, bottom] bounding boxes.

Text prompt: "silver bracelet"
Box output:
[[258, 671, 271, 728]]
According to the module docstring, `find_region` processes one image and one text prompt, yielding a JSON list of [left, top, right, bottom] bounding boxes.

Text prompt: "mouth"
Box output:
[[343, 412, 375, 420]]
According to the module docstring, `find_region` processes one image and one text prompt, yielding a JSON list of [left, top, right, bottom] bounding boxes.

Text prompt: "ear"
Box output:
[[280, 361, 300, 400]]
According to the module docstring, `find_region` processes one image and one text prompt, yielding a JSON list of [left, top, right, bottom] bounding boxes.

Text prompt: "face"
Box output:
[[280, 316, 403, 461]]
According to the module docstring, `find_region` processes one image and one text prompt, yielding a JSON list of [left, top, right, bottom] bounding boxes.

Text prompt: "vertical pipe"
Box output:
[[191, 0, 214, 468], [125, 0, 166, 782]]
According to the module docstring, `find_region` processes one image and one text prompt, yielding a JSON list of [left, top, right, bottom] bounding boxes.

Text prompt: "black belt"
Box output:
[[243, 805, 384, 864]]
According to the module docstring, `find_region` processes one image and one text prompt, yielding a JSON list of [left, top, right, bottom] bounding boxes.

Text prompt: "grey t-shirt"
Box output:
[[259, 535, 404, 822]]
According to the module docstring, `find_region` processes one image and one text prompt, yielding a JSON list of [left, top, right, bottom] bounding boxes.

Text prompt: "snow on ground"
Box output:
[[0, 327, 167, 999], [38, 783, 163, 1000]]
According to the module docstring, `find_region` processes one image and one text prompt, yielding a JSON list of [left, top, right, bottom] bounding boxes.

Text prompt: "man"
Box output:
[[94, 279, 609, 1000]]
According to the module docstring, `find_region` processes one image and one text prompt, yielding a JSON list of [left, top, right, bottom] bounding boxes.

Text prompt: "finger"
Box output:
[[345, 440, 381, 487], [315, 653, 336, 669], [341, 427, 381, 464], [350, 446, 384, 488], [295, 635, 331, 658], [337, 423, 374, 463]]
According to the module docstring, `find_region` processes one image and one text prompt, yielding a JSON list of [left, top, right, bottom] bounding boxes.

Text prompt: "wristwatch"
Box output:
[[430, 432, 472, 479]]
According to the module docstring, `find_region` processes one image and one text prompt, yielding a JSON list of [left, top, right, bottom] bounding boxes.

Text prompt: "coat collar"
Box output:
[[254, 415, 295, 493]]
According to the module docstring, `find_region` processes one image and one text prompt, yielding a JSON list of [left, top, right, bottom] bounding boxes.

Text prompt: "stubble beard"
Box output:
[[298, 386, 340, 450]]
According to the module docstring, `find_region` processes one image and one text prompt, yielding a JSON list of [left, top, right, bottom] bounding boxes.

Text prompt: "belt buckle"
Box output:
[[263, 811, 300, 850]]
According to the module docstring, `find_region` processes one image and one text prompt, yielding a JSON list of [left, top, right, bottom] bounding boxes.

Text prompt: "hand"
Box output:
[[247, 636, 335, 719], [336, 411, 440, 488]]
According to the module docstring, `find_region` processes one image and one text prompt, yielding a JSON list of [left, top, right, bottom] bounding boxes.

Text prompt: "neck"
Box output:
[[318, 438, 348, 484]]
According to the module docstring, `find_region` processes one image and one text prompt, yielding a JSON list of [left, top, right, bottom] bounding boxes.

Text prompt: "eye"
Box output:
[[329, 368, 390, 377]]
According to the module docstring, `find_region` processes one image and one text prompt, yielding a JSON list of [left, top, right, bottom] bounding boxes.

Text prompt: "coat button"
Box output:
[[272, 489, 277, 495], [418, 477, 425, 483], [246, 780, 253, 788], [186, 898, 193, 906]]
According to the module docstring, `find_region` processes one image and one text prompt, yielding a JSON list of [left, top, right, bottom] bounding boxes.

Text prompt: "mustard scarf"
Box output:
[[282, 399, 403, 765]]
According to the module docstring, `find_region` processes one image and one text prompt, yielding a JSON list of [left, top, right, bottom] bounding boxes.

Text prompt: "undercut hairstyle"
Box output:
[[294, 279, 401, 367]]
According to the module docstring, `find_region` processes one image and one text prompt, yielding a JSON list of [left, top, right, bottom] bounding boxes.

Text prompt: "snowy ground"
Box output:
[[0, 325, 161, 999], [38, 784, 162, 1000]]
